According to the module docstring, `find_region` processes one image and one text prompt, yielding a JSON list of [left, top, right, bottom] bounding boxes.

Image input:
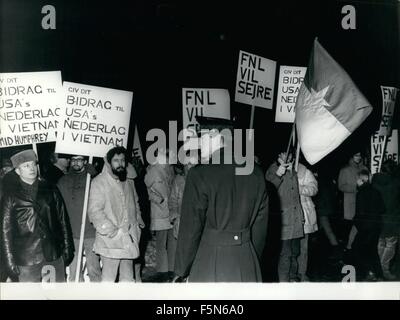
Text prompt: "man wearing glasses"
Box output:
[[57, 155, 101, 282], [1, 149, 74, 282]]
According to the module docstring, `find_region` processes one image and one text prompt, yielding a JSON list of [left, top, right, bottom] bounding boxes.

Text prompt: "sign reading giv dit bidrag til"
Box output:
[[55, 82, 133, 157]]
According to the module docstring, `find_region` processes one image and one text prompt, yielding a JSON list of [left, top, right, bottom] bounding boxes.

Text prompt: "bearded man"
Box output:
[[88, 146, 144, 282]]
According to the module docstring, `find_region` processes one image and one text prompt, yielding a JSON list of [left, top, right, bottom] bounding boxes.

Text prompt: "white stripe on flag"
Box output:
[[296, 103, 351, 165]]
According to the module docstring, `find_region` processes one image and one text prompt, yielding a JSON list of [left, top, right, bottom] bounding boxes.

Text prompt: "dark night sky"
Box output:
[[0, 0, 399, 175]]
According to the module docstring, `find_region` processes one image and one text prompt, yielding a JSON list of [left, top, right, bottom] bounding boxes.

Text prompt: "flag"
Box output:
[[295, 38, 373, 165]]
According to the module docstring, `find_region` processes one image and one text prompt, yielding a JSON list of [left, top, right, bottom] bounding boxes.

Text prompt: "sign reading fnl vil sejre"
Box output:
[[370, 130, 398, 174], [235, 51, 276, 109], [56, 82, 133, 157], [182, 88, 230, 150], [378, 86, 398, 137], [0, 71, 62, 148], [275, 66, 307, 123]]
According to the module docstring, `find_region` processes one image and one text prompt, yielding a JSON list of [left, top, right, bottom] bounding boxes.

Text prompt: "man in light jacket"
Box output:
[[297, 163, 318, 281], [338, 152, 367, 251], [88, 146, 144, 282]]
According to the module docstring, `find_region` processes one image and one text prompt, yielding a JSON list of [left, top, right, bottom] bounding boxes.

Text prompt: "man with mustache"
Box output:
[[88, 146, 144, 282], [1, 149, 74, 282], [57, 155, 100, 282]]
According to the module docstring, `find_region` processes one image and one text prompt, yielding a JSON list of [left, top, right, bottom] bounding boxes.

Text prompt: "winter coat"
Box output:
[[57, 165, 97, 239], [354, 183, 384, 233], [314, 174, 337, 217], [88, 160, 142, 259], [338, 159, 367, 220], [371, 173, 400, 236], [1, 178, 74, 270], [174, 150, 269, 282], [297, 163, 318, 234], [144, 164, 174, 231], [168, 174, 186, 239], [265, 162, 304, 240]]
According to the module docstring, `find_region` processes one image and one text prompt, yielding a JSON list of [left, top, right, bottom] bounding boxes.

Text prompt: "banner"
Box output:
[[55, 82, 133, 157], [133, 125, 144, 163], [234, 50, 276, 109], [378, 86, 398, 136], [370, 129, 398, 174], [0, 71, 62, 148], [275, 66, 307, 123], [182, 88, 230, 150]]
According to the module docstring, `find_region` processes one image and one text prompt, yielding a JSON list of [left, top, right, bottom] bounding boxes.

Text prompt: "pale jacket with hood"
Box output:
[[144, 164, 174, 231], [88, 159, 142, 259], [297, 163, 318, 234]]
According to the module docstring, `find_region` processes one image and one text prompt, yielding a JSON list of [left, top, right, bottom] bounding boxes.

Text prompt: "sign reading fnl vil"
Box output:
[[56, 82, 133, 157], [235, 51, 276, 109], [275, 66, 307, 123], [378, 86, 398, 136], [182, 88, 230, 149], [0, 71, 62, 148], [370, 130, 398, 174]]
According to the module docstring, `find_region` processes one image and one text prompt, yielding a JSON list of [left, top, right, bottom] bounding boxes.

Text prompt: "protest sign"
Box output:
[[378, 86, 398, 136], [370, 129, 398, 174], [55, 82, 133, 157], [0, 71, 62, 148], [133, 125, 144, 163], [275, 66, 307, 123], [234, 50, 276, 109], [182, 88, 230, 149]]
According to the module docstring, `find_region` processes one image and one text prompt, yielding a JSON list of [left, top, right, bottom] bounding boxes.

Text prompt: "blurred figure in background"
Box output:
[[169, 156, 197, 242], [315, 171, 342, 260], [44, 152, 70, 185], [372, 160, 400, 280], [338, 152, 367, 253], [144, 148, 175, 282], [353, 169, 384, 281]]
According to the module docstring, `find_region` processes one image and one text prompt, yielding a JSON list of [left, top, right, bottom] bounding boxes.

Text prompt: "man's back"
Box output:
[[174, 158, 268, 282]]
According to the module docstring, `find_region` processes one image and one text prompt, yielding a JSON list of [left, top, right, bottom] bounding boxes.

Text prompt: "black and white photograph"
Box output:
[[0, 0, 399, 302]]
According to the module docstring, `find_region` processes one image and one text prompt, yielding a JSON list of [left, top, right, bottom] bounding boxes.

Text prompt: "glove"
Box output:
[[276, 164, 287, 177], [63, 250, 74, 267], [9, 264, 20, 277]]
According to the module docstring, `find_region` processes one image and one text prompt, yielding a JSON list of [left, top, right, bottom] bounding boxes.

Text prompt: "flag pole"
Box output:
[[377, 135, 388, 173], [75, 155, 93, 283], [32, 143, 41, 177], [249, 105, 255, 141], [285, 124, 295, 162], [295, 139, 300, 172]]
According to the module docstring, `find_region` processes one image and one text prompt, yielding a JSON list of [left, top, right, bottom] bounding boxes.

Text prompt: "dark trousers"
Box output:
[[18, 257, 65, 282], [278, 238, 301, 282], [353, 228, 382, 279]]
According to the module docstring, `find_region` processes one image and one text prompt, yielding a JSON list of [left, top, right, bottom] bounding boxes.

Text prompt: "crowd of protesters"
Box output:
[[1, 135, 400, 283]]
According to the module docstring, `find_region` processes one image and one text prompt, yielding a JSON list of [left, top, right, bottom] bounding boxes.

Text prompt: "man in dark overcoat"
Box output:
[[174, 116, 269, 282]]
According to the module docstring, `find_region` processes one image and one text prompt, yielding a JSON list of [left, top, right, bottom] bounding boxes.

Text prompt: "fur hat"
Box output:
[[10, 150, 37, 168]]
